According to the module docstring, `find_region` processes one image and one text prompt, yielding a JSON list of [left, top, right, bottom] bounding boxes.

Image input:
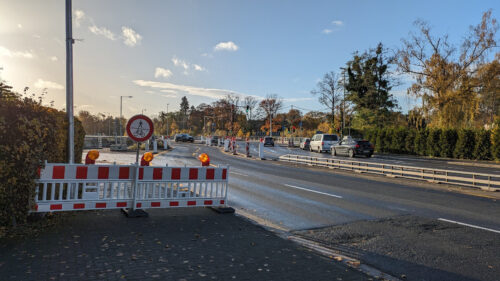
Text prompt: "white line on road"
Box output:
[[438, 218, 500, 234], [230, 171, 249, 177], [283, 184, 343, 199]]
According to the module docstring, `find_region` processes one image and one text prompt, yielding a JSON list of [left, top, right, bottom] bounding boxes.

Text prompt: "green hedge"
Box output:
[[0, 90, 85, 227], [362, 126, 499, 161]]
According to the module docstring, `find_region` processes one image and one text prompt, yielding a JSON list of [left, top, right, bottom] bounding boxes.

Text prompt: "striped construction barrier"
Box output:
[[33, 163, 229, 213]]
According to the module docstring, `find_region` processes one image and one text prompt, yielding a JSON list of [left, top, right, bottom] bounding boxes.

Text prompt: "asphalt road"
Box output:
[[224, 140, 500, 174], [92, 144, 500, 280]]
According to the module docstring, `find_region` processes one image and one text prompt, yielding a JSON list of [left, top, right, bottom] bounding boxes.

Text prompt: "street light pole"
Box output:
[[340, 67, 347, 139], [65, 0, 75, 163]]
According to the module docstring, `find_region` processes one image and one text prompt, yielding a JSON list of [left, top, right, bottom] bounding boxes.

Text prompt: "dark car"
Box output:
[[331, 138, 374, 158], [184, 134, 194, 142], [174, 134, 194, 142], [210, 136, 219, 146], [263, 136, 274, 147]]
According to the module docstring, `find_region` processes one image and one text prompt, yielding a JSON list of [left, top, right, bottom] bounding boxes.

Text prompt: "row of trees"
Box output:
[[363, 124, 500, 160], [311, 10, 498, 133]]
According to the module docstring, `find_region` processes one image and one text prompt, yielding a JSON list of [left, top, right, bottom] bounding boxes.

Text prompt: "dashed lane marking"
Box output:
[[438, 218, 500, 234], [283, 184, 343, 199]]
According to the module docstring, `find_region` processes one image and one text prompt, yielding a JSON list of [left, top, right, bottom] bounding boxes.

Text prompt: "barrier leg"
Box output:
[[122, 143, 148, 218]]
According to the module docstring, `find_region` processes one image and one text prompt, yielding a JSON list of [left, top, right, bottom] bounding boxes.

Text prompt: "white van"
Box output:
[[309, 134, 340, 153]]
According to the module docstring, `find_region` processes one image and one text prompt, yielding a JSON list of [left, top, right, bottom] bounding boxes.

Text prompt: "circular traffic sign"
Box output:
[[126, 114, 154, 142]]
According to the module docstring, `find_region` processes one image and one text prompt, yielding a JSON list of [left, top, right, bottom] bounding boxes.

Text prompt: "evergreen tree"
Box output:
[[474, 130, 492, 160], [345, 43, 397, 128]]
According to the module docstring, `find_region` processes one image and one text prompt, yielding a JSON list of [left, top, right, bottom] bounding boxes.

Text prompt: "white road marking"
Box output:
[[230, 171, 249, 177], [438, 218, 500, 234], [283, 184, 343, 199]]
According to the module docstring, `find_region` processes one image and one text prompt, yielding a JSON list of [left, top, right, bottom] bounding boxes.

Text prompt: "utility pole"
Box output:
[[65, 0, 75, 163], [166, 103, 169, 137], [340, 67, 347, 138]]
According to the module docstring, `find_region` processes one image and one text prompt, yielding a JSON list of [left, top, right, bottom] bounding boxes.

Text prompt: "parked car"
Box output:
[[210, 136, 219, 146], [309, 134, 339, 153], [174, 134, 183, 142], [174, 134, 194, 142], [331, 137, 374, 158], [184, 134, 194, 142], [300, 138, 310, 150], [263, 136, 274, 147]]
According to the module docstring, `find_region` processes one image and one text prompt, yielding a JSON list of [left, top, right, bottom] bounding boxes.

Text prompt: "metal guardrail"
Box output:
[[279, 154, 500, 191]]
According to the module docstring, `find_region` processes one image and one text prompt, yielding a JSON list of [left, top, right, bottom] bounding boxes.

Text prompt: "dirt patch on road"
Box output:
[[294, 215, 500, 281]]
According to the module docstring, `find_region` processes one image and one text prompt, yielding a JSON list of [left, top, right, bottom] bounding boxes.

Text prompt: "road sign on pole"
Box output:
[[126, 114, 154, 143]]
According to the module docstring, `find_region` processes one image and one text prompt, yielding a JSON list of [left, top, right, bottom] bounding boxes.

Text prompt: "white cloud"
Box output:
[[50, 56, 58, 62], [331, 20, 343, 26], [193, 64, 206, 71], [172, 57, 189, 70], [122, 27, 142, 47], [89, 25, 116, 40], [74, 10, 85, 27], [0, 46, 34, 58], [154, 67, 173, 79], [17, 23, 23, 29], [214, 41, 239, 52], [34, 79, 64, 90], [322, 29, 333, 34], [133, 80, 248, 100], [201, 53, 214, 58]]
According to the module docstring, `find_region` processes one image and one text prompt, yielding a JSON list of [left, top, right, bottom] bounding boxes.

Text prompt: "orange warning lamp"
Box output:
[[85, 150, 100, 164], [141, 152, 154, 166], [199, 153, 210, 166]]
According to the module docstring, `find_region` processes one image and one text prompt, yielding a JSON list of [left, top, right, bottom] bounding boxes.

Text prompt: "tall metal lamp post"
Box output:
[[65, 0, 75, 163]]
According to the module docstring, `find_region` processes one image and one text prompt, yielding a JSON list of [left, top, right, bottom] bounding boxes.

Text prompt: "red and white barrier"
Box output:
[[33, 164, 229, 213]]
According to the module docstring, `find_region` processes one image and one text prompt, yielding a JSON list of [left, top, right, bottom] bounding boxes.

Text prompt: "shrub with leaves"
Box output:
[[427, 128, 442, 157], [474, 129, 492, 160], [414, 129, 428, 156], [376, 128, 387, 152], [405, 129, 416, 154], [0, 86, 84, 227], [492, 120, 500, 161], [454, 129, 476, 159], [439, 129, 458, 158], [391, 127, 407, 153]]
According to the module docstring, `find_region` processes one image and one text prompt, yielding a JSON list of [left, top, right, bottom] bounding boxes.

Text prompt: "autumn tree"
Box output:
[[396, 10, 498, 128], [311, 71, 341, 131], [258, 94, 283, 136]]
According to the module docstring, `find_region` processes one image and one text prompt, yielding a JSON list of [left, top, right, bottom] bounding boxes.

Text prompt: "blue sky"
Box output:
[[0, 0, 498, 117]]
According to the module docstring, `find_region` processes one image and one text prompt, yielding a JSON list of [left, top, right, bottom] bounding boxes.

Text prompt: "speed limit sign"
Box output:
[[126, 114, 154, 142]]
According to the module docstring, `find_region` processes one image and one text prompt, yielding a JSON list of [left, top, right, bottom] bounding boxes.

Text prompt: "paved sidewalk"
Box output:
[[0, 209, 369, 281]]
